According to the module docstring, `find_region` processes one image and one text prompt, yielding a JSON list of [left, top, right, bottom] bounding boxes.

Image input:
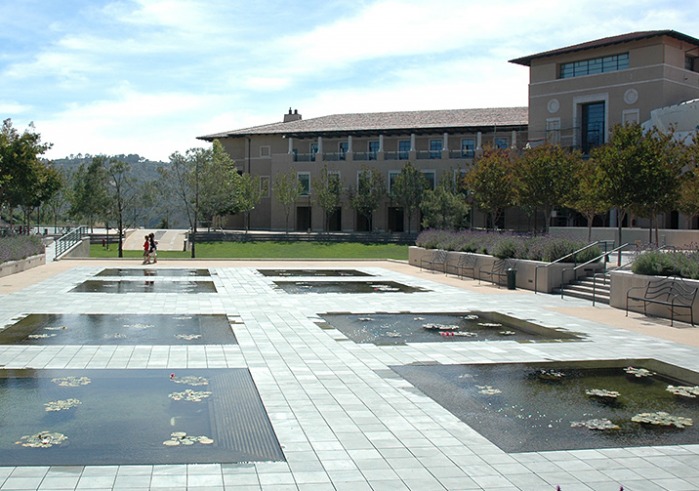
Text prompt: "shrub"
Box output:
[[416, 229, 596, 263], [632, 250, 699, 280], [0, 235, 44, 264]]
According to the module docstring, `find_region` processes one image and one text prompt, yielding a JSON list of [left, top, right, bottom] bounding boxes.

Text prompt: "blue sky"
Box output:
[[2, 0, 698, 161]]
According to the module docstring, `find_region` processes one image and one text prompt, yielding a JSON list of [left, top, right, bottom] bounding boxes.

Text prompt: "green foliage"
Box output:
[[313, 165, 342, 231], [632, 250, 699, 280], [416, 229, 599, 262], [273, 168, 303, 233], [420, 182, 470, 230], [348, 165, 386, 231], [514, 144, 582, 233], [492, 238, 520, 259], [0, 235, 44, 263], [463, 147, 514, 230], [389, 162, 429, 234]]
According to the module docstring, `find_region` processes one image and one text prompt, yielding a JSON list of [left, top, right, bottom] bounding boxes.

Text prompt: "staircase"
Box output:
[[556, 272, 612, 304]]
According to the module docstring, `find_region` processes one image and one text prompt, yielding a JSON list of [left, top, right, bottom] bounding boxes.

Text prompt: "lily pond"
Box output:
[[273, 280, 428, 294], [317, 312, 581, 345], [95, 268, 211, 277], [391, 359, 699, 452], [70, 280, 218, 293], [0, 314, 237, 345], [0, 368, 284, 466]]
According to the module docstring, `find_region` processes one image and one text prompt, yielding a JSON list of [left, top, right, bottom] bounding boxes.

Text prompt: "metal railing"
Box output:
[[53, 226, 87, 260], [560, 242, 630, 305], [534, 240, 613, 294]]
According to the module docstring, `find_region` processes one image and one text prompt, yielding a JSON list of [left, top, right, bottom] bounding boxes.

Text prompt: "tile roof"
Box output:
[[509, 30, 699, 66], [198, 107, 528, 140]]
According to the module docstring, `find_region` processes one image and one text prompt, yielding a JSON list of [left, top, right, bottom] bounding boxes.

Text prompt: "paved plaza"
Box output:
[[1, 259, 699, 490]]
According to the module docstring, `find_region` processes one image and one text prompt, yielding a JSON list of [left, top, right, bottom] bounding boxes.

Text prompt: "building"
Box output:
[[200, 29, 699, 233], [199, 108, 528, 232]]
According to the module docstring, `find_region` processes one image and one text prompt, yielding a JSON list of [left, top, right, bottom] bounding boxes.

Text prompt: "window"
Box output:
[[388, 170, 400, 193], [368, 141, 379, 160], [398, 140, 410, 160], [310, 143, 318, 162], [581, 101, 605, 154], [338, 142, 348, 160], [545, 118, 561, 145], [461, 138, 475, 158], [260, 176, 270, 198], [429, 139, 442, 159], [559, 52, 629, 79], [494, 137, 509, 150], [686, 55, 698, 72], [298, 172, 311, 196], [259, 146, 271, 157], [422, 170, 436, 190]]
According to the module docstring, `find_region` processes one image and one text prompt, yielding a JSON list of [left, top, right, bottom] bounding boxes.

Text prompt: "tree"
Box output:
[[105, 158, 138, 257], [0, 119, 53, 230], [420, 174, 470, 230], [390, 161, 429, 234], [197, 141, 240, 231], [629, 126, 688, 244], [273, 169, 303, 233], [593, 123, 687, 246], [514, 144, 582, 234], [312, 165, 342, 232], [348, 165, 385, 232], [464, 147, 514, 231], [237, 172, 263, 232], [566, 158, 611, 241], [68, 157, 109, 231], [677, 133, 699, 226]]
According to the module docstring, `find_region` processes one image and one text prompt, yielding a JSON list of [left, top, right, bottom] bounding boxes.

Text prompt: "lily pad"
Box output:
[[570, 418, 620, 431], [666, 385, 699, 398], [51, 376, 91, 387], [44, 398, 82, 412], [168, 389, 212, 402], [16, 431, 68, 448], [631, 411, 693, 428]]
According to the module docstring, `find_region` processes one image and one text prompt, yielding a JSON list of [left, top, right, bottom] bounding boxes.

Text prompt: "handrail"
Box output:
[[560, 242, 631, 304], [53, 226, 88, 260], [534, 240, 613, 294]]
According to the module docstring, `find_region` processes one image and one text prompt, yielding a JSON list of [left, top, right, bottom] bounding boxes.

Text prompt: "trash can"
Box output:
[[506, 268, 516, 290]]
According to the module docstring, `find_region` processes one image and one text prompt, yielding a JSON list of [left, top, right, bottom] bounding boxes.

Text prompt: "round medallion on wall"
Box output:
[[547, 98, 560, 114], [624, 88, 639, 105]]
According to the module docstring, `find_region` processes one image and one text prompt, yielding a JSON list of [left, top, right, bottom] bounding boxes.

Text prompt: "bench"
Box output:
[[449, 254, 477, 280], [420, 249, 448, 275], [478, 259, 514, 288], [625, 277, 698, 326]]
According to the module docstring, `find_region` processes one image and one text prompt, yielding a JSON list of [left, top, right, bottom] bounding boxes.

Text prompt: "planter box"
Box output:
[[0, 253, 45, 279], [409, 247, 603, 293], [610, 271, 699, 324]]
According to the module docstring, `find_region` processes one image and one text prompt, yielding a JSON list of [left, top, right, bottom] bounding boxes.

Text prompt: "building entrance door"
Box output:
[[296, 206, 311, 231]]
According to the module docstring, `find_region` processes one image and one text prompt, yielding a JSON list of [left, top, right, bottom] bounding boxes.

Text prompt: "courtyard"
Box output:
[[0, 259, 698, 490]]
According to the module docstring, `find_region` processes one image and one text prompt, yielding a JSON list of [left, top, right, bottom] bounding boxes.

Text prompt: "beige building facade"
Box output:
[[200, 30, 699, 233], [200, 108, 528, 233]]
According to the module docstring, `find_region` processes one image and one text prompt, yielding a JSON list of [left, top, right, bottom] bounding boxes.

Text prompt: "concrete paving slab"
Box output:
[[0, 259, 698, 490]]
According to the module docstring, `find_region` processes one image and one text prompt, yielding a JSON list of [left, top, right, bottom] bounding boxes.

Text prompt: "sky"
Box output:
[[2, 0, 698, 162]]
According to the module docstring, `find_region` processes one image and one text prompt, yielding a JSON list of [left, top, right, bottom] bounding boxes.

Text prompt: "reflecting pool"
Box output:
[[0, 368, 284, 465], [318, 312, 581, 345], [392, 359, 699, 452], [0, 314, 237, 345]]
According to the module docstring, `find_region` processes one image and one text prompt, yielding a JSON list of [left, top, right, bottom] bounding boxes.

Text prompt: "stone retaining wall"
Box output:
[[409, 246, 603, 293], [0, 254, 45, 279]]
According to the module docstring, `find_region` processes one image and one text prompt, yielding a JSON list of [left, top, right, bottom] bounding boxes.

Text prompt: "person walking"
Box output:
[[148, 233, 158, 264], [142, 235, 150, 264]]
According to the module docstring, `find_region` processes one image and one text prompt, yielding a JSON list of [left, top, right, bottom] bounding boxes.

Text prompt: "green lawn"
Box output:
[[90, 241, 409, 260]]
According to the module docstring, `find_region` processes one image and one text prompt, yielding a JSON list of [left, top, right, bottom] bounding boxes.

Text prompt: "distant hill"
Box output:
[[49, 153, 168, 182]]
